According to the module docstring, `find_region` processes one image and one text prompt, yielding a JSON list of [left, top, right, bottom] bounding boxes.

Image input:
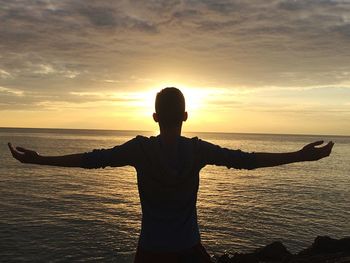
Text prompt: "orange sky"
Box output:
[[1, 1, 350, 135]]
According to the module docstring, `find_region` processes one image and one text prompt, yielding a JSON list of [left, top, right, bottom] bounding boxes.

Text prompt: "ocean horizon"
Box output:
[[1, 126, 349, 137], [1, 127, 349, 262]]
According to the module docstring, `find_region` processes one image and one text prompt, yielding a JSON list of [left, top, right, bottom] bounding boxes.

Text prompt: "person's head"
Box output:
[[153, 87, 188, 130]]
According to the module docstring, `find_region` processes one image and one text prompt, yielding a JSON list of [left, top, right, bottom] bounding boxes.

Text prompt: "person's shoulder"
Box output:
[[134, 135, 157, 141], [180, 135, 199, 142], [180, 136, 201, 148], [119, 135, 150, 146], [190, 137, 218, 148], [182, 136, 210, 143], [133, 135, 159, 145], [134, 135, 148, 140]]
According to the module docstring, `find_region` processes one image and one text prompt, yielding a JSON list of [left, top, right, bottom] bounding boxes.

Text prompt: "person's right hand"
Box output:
[[8, 143, 40, 164]]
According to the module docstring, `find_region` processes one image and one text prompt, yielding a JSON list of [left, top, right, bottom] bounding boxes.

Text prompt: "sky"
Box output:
[[0, 0, 350, 135]]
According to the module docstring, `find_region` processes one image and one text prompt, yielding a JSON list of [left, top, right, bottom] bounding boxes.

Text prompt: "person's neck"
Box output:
[[159, 126, 182, 145]]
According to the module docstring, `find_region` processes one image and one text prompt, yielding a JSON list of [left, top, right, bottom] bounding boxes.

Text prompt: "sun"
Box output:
[[126, 82, 218, 133], [108, 82, 225, 132], [140, 84, 209, 115]]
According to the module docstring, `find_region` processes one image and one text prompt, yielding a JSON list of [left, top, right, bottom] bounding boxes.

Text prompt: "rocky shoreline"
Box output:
[[213, 236, 350, 263]]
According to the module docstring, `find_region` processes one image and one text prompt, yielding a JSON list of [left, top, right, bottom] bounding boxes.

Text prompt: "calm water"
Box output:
[[0, 128, 349, 262]]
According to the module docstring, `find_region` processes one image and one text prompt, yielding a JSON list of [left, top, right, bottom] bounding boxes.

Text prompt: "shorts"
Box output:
[[134, 243, 212, 263]]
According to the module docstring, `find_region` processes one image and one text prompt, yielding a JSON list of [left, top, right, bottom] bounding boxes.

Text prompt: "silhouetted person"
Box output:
[[8, 87, 334, 263]]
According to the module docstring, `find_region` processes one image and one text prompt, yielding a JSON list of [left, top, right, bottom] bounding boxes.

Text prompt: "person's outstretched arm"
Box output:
[[8, 138, 139, 169], [253, 140, 334, 169], [8, 143, 84, 167], [199, 139, 334, 170]]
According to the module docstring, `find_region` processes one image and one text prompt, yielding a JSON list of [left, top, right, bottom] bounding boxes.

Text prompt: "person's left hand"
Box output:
[[299, 141, 334, 161]]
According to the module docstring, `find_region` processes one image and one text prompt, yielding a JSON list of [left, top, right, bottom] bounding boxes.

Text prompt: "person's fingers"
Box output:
[[16, 146, 29, 153], [308, 140, 324, 148], [318, 141, 334, 158], [8, 143, 22, 160], [323, 141, 333, 149], [8, 142, 13, 151], [326, 141, 334, 148], [8, 143, 17, 155], [326, 141, 334, 155]]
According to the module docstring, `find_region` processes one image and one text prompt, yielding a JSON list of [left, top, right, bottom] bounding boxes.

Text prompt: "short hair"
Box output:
[[155, 87, 186, 128]]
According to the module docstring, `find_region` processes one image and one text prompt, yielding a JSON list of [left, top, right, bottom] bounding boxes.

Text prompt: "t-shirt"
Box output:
[[81, 135, 256, 252]]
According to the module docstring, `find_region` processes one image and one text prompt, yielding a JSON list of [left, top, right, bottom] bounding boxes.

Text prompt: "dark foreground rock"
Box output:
[[213, 236, 350, 263]]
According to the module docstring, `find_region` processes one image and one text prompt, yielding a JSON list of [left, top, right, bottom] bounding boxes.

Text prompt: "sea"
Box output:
[[0, 128, 349, 262]]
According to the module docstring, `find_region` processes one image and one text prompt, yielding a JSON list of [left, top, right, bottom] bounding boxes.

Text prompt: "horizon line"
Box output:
[[0, 126, 348, 138]]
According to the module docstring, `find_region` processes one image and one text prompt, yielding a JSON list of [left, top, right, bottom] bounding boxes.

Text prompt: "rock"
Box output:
[[255, 241, 292, 261], [213, 236, 350, 263], [299, 236, 350, 256], [231, 253, 259, 263], [216, 253, 231, 263]]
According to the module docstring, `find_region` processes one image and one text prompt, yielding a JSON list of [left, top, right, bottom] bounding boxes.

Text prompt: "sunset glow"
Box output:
[[1, 1, 350, 135]]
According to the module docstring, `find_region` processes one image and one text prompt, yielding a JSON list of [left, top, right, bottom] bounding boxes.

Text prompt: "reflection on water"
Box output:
[[0, 128, 349, 262]]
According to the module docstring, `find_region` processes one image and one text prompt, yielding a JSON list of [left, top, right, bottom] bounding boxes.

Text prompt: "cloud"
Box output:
[[1, 0, 350, 109], [277, 0, 338, 11], [75, 4, 158, 32], [30, 63, 80, 78], [0, 86, 24, 96], [332, 23, 350, 38], [0, 69, 11, 79], [77, 6, 117, 27], [33, 64, 56, 74]]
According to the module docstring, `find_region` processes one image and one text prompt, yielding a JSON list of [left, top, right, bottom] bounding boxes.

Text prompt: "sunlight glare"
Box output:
[[140, 84, 210, 116], [109, 83, 224, 131]]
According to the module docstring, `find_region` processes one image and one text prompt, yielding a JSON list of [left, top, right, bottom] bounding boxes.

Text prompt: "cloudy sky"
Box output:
[[1, 0, 350, 135]]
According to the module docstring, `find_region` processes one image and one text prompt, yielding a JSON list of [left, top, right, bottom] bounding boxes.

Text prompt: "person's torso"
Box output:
[[134, 135, 202, 252]]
